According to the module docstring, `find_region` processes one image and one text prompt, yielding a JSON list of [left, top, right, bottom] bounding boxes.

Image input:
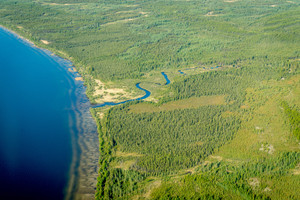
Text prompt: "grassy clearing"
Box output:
[[115, 151, 143, 158], [217, 75, 300, 160]]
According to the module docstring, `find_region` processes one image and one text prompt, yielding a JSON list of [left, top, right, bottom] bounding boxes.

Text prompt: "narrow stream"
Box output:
[[161, 72, 171, 85], [93, 72, 170, 108]]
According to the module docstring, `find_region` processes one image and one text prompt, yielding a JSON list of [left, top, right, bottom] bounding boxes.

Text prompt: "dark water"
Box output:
[[178, 70, 185, 75], [161, 72, 170, 85], [0, 28, 79, 199]]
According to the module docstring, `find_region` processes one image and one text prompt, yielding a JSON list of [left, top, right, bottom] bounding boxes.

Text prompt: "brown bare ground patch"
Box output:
[[292, 169, 300, 175], [129, 95, 226, 113], [68, 68, 77, 72], [125, 4, 139, 7], [115, 151, 143, 157], [75, 77, 83, 81], [97, 112, 104, 119], [139, 11, 150, 17], [17, 26, 23, 29], [249, 178, 260, 189], [42, 2, 75, 6], [93, 79, 138, 104], [224, 0, 238, 3], [292, 163, 300, 175], [41, 40, 50, 44]]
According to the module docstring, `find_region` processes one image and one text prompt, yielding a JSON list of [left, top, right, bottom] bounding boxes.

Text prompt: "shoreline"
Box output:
[[0, 25, 144, 107], [0, 25, 99, 200], [0, 25, 73, 60], [0, 25, 35, 46]]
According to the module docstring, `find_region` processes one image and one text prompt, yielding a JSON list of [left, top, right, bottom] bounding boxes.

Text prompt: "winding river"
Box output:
[[93, 72, 170, 108], [161, 72, 171, 85]]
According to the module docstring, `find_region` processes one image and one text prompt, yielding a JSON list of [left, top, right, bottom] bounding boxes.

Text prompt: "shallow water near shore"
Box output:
[[0, 27, 98, 199]]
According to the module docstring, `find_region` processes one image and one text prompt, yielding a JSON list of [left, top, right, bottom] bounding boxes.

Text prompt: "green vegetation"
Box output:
[[1, 0, 299, 83], [107, 103, 240, 174], [151, 152, 300, 200], [128, 95, 226, 113], [281, 101, 300, 140], [1, 0, 299, 199]]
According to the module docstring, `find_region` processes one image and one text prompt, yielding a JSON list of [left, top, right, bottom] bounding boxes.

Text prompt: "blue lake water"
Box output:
[[0, 26, 171, 199], [0, 28, 82, 199]]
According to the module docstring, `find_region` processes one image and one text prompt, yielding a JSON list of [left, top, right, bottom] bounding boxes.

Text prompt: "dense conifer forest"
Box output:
[[0, 0, 299, 199]]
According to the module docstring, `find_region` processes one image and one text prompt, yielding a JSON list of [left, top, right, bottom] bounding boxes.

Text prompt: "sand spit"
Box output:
[[93, 79, 137, 103]]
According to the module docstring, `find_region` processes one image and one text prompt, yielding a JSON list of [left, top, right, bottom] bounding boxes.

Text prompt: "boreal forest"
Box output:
[[0, 0, 299, 199]]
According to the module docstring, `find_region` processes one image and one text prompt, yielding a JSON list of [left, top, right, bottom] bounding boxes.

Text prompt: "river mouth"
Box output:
[[93, 73, 170, 108], [92, 82, 151, 108]]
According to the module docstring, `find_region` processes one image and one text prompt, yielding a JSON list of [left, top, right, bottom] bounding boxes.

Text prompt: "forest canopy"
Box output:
[[0, 0, 299, 199]]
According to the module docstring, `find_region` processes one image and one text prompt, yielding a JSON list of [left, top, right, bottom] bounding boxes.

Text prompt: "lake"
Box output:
[[0, 27, 98, 200]]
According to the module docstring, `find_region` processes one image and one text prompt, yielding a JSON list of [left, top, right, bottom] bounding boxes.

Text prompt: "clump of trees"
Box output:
[[281, 101, 300, 140]]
